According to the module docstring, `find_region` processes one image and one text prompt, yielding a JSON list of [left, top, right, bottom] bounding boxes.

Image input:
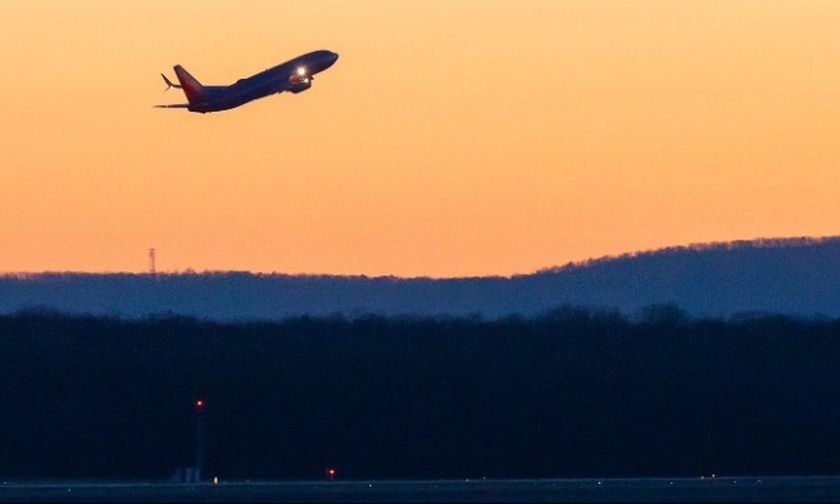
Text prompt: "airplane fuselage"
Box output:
[[158, 50, 339, 113]]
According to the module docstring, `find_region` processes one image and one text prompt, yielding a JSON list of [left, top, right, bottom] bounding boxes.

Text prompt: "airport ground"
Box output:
[[3, 476, 840, 502]]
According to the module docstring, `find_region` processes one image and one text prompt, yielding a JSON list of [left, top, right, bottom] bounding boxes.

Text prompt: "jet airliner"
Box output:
[[156, 50, 339, 113]]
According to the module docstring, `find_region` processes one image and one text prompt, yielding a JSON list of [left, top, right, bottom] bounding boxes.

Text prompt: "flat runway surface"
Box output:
[[3, 476, 840, 502]]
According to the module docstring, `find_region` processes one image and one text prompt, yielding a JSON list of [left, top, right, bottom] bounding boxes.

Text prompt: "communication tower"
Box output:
[[149, 248, 156, 278]]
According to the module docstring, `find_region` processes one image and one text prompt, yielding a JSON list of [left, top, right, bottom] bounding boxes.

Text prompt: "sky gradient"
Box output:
[[2, 1, 839, 277]]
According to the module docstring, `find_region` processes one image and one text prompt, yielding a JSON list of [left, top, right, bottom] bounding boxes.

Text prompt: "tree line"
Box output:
[[1, 305, 839, 480]]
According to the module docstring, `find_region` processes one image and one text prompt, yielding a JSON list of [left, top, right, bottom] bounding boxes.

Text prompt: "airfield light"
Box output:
[[297, 66, 306, 76]]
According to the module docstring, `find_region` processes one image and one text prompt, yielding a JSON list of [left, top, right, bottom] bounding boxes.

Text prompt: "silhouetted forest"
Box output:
[[2, 306, 839, 480], [3, 236, 840, 319]]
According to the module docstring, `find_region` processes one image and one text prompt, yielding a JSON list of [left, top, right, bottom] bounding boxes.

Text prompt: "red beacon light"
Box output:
[[326, 467, 337, 479], [195, 399, 204, 408]]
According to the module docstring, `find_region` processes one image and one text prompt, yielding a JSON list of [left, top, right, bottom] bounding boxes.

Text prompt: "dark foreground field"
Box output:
[[3, 477, 840, 503]]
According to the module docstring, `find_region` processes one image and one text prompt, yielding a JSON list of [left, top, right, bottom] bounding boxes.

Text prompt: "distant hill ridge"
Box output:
[[535, 235, 840, 274], [3, 235, 840, 319]]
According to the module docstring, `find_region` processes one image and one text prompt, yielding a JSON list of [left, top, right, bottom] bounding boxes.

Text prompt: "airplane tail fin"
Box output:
[[173, 65, 205, 105], [161, 73, 182, 91]]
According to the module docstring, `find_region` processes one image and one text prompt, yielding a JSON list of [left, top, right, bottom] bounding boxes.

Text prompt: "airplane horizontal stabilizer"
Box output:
[[153, 104, 190, 108], [161, 73, 182, 91]]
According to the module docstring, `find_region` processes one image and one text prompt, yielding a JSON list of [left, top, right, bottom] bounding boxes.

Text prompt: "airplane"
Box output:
[[155, 49, 339, 113]]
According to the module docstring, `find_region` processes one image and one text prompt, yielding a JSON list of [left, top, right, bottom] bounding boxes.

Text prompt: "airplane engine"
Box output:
[[288, 80, 312, 93], [288, 68, 312, 93]]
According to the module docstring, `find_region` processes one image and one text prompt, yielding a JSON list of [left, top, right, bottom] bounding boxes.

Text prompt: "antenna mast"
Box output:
[[149, 248, 156, 278]]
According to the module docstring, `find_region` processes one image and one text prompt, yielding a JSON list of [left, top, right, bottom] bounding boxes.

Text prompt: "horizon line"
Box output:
[[3, 234, 838, 281]]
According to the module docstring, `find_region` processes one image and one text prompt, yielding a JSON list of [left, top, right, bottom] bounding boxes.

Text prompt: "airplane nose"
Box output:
[[330, 52, 339, 63]]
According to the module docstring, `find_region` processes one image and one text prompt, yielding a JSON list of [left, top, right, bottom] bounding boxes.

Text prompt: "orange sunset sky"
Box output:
[[2, 1, 839, 277]]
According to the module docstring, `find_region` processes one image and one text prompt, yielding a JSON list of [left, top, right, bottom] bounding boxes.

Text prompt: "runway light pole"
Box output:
[[194, 398, 205, 482]]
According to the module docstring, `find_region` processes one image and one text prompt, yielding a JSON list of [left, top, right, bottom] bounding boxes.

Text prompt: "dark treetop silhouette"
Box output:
[[1, 308, 838, 479]]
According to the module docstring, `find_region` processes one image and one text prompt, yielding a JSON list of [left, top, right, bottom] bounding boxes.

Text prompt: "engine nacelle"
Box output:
[[288, 80, 312, 94], [288, 70, 312, 93]]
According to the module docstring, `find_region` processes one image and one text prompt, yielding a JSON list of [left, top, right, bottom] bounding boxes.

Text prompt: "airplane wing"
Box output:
[[153, 104, 190, 108]]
